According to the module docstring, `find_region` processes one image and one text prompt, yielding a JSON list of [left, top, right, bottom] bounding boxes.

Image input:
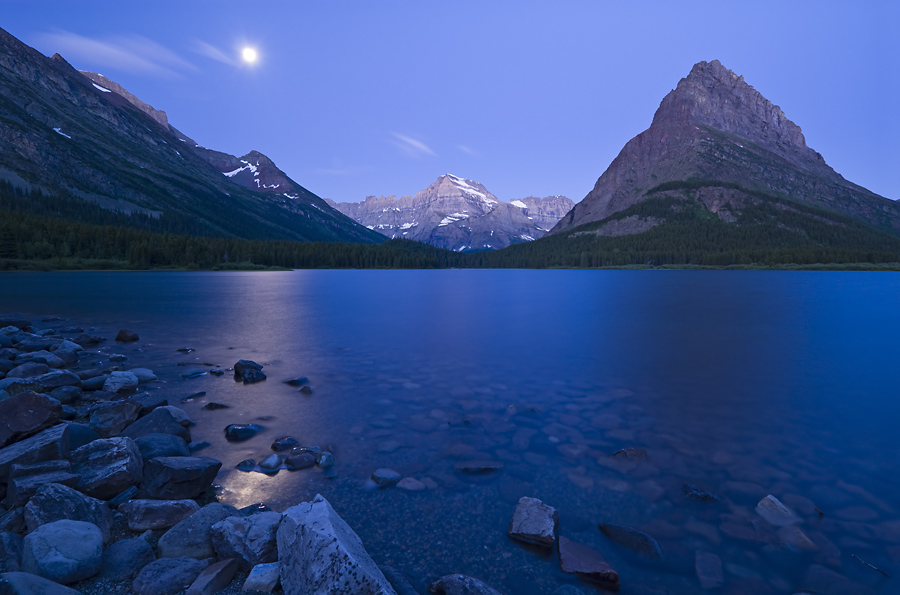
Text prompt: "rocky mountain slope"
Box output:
[[329, 174, 573, 251], [0, 27, 382, 244], [551, 60, 900, 237]]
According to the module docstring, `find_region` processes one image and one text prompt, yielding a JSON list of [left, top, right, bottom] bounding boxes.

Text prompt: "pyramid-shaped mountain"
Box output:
[[551, 60, 900, 236]]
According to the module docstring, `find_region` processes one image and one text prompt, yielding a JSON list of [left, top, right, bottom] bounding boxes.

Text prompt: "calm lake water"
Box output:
[[1, 270, 899, 594]]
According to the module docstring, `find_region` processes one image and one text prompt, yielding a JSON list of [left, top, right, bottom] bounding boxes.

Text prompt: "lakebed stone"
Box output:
[[508, 496, 558, 547], [695, 551, 724, 589], [756, 494, 798, 526], [22, 519, 103, 584], [599, 523, 663, 558], [372, 468, 402, 487], [558, 536, 620, 590]]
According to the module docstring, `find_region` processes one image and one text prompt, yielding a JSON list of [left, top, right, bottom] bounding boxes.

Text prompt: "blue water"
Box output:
[[1, 270, 898, 594]]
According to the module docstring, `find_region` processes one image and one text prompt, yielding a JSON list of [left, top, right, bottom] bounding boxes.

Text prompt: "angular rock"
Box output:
[[120, 499, 200, 531], [130, 368, 158, 384], [776, 525, 818, 552], [0, 392, 62, 448], [72, 333, 104, 347], [24, 483, 113, 543], [599, 523, 663, 558], [50, 349, 80, 366], [17, 351, 66, 369], [70, 436, 143, 500], [88, 399, 142, 438], [429, 574, 504, 595], [80, 375, 107, 391], [224, 424, 262, 442], [695, 551, 723, 589], [243, 562, 280, 592], [100, 534, 156, 580], [558, 536, 620, 590], [130, 392, 168, 415], [277, 494, 396, 595], [284, 452, 315, 470], [3, 469, 79, 509], [5, 363, 49, 379], [211, 511, 281, 570], [271, 436, 300, 452], [234, 360, 266, 384], [258, 454, 283, 472], [22, 519, 103, 584], [15, 338, 61, 353], [0, 424, 70, 481], [115, 329, 140, 343], [0, 508, 24, 534], [0, 532, 22, 572], [133, 557, 210, 595], [683, 483, 720, 502], [755, 494, 798, 526], [157, 503, 238, 559], [102, 371, 139, 393], [134, 433, 190, 460], [121, 407, 191, 443], [157, 406, 194, 427], [29, 371, 79, 394], [141, 456, 221, 500], [0, 571, 83, 595], [187, 557, 239, 595], [49, 386, 81, 405], [508, 496, 558, 547]]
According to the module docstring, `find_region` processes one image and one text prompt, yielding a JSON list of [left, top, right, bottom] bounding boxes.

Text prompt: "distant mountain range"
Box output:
[[328, 174, 573, 251], [0, 27, 382, 244], [551, 60, 900, 238]]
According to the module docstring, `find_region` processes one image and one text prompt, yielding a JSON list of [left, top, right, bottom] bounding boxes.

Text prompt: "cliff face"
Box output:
[[552, 60, 900, 235], [330, 175, 573, 251]]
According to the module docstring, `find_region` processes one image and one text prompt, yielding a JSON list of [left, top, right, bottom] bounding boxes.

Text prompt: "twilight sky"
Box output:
[[4, 2, 898, 203]]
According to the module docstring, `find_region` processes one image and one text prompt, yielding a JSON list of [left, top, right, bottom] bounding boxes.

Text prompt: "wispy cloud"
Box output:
[[35, 30, 195, 78], [313, 164, 376, 177], [192, 40, 239, 67], [390, 132, 437, 158], [457, 144, 478, 156]]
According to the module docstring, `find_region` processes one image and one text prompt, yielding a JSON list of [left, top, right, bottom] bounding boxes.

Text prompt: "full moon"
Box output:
[[241, 47, 258, 64]]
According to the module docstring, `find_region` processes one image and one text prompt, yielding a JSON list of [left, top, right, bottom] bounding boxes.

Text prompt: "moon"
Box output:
[[241, 47, 258, 64]]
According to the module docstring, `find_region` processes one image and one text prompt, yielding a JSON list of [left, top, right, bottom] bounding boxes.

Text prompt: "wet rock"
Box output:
[[202, 402, 229, 410], [180, 369, 207, 379], [776, 525, 818, 552], [429, 574, 504, 595], [141, 456, 222, 500], [612, 447, 647, 459], [508, 496, 558, 548], [158, 503, 239, 559], [0, 571, 83, 595], [801, 563, 876, 595], [284, 452, 315, 470], [188, 557, 239, 595], [372, 468, 402, 487], [71, 436, 143, 500], [0, 531, 22, 572], [284, 377, 309, 386], [131, 392, 168, 415], [277, 494, 396, 595], [134, 433, 190, 460], [397, 478, 426, 491], [225, 424, 263, 442], [22, 519, 103, 584], [120, 499, 200, 531], [271, 436, 300, 452], [121, 407, 191, 443], [234, 360, 266, 384], [210, 511, 281, 570], [684, 483, 721, 502], [130, 368, 158, 384], [243, 562, 280, 592], [72, 334, 104, 347], [100, 534, 156, 580], [236, 459, 256, 472], [133, 557, 211, 595], [258, 454, 283, 473], [89, 399, 142, 438], [316, 452, 335, 469], [108, 354, 127, 363], [0, 391, 62, 448], [0, 424, 70, 481], [298, 386, 312, 395], [558, 536, 619, 590], [115, 329, 140, 343], [209, 368, 225, 376], [5, 363, 49, 379], [695, 551, 723, 589], [756, 495, 798, 526], [599, 523, 663, 558], [454, 460, 504, 473], [188, 441, 210, 452], [103, 371, 139, 393]]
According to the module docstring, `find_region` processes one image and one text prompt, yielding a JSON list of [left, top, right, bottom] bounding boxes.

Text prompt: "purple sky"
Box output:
[[4, 2, 898, 203]]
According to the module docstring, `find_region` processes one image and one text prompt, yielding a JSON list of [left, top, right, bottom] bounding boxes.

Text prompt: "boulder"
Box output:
[[276, 494, 396, 595], [72, 334, 104, 347], [157, 406, 194, 427], [24, 483, 112, 543], [49, 386, 81, 405], [224, 424, 262, 442], [599, 523, 663, 558], [134, 433, 190, 460], [115, 329, 140, 343], [15, 338, 61, 353], [0, 532, 22, 572], [80, 375, 107, 391], [0, 424, 71, 481], [21, 519, 103, 584], [100, 534, 156, 580], [5, 363, 49, 379], [271, 436, 300, 452], [695, 551, 723, 589], [130, 392, 168, 414], [18, 352, 65, 369], [130, 368, 158, 384], [429, 575, 504, 595], [120, 499, 199, 532], [243, 562, 280, 592], [187, 557, 239, 595], [507, 496, 558, 548], [70, 436, 143, 500], [0, 378, 35, 397], [102, 371, 139, 393], [141, 456, 221, 500], [234, 360, 266, 384], [558, 536, 619, 590], [0, 508, 24, 534], [132, 557, 211, 595], [50, 349, 80, 366], [29, 371, 79, 393], [88, 399, 142, 438], [157, 503, 239, 559], [0, 571, 82, 595], [371, 468, 402, 488], [284, 452, 315, 470], [121, 407, 191, 443], [3, 469, 79, 509], [0, 392, 62, 448], [210, 511, 281, 570]]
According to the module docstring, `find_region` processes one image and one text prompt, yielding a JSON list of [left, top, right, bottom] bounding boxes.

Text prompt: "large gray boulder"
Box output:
[[141, 456, 221, 500], [210, 511, 281, 570], [21, 519, 103, 584], [157, 503, 238, 559], [276, 494, 396, 595], [100, 534, 156, 580], [24, 483, 113, 543], [0, 571, 83, 595], [120, 499, 200, 531], [132, 557, 210, 595], [0, 391, 62, 448], [70, 436, 143, 500], [507, 496, 557, 548]]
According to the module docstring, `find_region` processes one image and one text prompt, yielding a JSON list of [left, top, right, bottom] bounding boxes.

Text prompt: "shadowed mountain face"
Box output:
[[0, 27, 383, 243], [552, 60, 900, 236], [330, 174, 573, 251]]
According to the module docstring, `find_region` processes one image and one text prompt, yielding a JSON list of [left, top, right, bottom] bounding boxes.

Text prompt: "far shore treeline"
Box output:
[[3, 180, 900, 271]]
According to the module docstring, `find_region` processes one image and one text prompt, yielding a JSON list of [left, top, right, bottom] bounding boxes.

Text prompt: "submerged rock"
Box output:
[[558, 536, 619, 590], [508, 496, 558, 548], [599, 523, 663, 558], [454, 460, 504, 473], [372, 468, 402, 487], [755, 494, 798, 526], [115, 329, 140, 343], [695, 551, 723, 589]]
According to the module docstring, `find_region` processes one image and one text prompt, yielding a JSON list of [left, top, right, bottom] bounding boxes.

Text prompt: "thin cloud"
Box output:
[[313, 164, 376, 177], [390, 132, 437, 158], [34, 30, 196, 78], [193, 40, 239, 67], [457, 144, 478, 156]]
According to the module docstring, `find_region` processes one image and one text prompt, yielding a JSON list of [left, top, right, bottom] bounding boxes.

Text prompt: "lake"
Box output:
[[1, 270, 898, 594]]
